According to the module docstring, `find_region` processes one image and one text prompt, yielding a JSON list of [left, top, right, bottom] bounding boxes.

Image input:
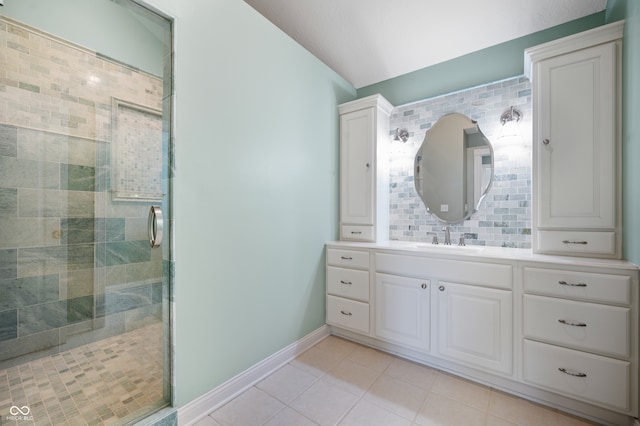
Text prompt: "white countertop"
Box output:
[[326, 240, 640, 271]]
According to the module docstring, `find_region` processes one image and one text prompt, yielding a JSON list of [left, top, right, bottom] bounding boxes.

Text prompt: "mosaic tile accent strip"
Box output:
[[0, 322, 167, 425], [388, 76, 533, 248]]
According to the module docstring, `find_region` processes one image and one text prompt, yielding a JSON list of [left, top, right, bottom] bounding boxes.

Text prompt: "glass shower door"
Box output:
[[0, 1, 173, 424]]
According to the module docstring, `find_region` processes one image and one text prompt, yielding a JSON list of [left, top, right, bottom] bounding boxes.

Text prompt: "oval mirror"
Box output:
[[414, 113, 494, 223]]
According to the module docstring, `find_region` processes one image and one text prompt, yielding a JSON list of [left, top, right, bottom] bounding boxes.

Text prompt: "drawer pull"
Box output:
[[340, 256, 353, 260], [562, 240, 588, 245], [558, 280, 587, 287], [351, 231, 362, 235], [340, 280, 352, 285], [558, 367, 587, 378], [558, 319, 587, 327], [340, 310, 352, 316]]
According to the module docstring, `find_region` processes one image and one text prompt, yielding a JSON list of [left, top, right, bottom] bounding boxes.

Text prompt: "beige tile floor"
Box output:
[[196, 336, 600, 426]]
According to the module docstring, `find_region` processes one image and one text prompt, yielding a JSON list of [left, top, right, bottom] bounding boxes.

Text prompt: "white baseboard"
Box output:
[[177, 325, 331, 426]]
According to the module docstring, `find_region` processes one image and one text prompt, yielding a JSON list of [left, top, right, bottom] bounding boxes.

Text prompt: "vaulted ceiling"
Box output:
[[244, 0, 607, 88]]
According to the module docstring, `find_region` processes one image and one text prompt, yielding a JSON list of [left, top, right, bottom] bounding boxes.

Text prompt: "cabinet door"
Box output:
[[436, 282, 512, 375], [340, 108, 374, 226], [375, 273, 430, 351], [536, 42, 616, 230]]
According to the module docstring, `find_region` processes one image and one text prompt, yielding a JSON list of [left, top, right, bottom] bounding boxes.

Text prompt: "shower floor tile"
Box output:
[[0, 322, 166, 425]]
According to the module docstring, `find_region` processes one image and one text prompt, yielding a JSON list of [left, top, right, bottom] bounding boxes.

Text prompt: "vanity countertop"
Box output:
[[326, 240, 640, 271]]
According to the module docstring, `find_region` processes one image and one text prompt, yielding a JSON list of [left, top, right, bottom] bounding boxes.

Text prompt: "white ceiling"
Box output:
[[244, 0, 607, 88]]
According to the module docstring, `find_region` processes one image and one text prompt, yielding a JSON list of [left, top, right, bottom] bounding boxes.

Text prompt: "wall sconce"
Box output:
[[497, 106, 526, 153], [500, 106, 522, 125], [498, 106, 523, 140], [394, 128, 409, 143]]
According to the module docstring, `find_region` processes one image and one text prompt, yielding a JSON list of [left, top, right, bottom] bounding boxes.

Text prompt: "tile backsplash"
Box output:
[[388, 76, 532, 248]]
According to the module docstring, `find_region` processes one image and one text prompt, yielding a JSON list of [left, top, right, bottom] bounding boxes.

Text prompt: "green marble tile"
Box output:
[[101, 285, 152, 317], [0, 274, 59, 310], [0, 157, 60, 189], [0, 249, 17, 280], [19, 244, 94, 277], [0, 309, 17, 342], [61, 218, 95, 244], [18, 300, 67, 336], [0, 188, 17, 216], [67, 296, 93, 324], [17, 189, 64, 217], [105, 241, 151, 266], [61, 164, 96, 192], [0, 124, 17, 157], [17, 128, 68, 163]]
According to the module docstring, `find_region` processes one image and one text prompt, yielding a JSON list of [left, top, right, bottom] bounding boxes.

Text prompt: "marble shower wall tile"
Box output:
[[0, 217, 61, 249], [0, 188, 17, 216], [0, 156, 60, 189], [17, 295, 93, 337], [0, 274, 59, 311], [0, 310, 17, 341], [0, 124, 17, 156], [0, 249, 17, 280], [0, 15, 168, 360]]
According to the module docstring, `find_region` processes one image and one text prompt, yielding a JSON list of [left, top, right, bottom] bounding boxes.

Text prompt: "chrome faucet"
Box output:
[[443, 226, 451, 245]]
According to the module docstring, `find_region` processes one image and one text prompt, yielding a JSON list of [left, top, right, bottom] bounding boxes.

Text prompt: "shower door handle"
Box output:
[[148, 206, 163, 248]]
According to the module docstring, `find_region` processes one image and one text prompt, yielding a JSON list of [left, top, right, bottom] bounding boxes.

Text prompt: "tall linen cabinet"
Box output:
[[338, 95, 393, 242], [525, 21, 624, 258]]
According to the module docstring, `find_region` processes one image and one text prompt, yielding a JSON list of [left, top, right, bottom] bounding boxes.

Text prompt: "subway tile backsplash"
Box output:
[[388, 76, 532, 248]]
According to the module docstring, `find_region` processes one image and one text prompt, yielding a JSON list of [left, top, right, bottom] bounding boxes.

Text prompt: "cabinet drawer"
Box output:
[[523, 267, 630, 305], [376, 253, 512, 289], [327, 266, 369, 302], [341, 225, 374, 241], [327, 295, 369, 334], [327, 248, 370, 270], [536, 231, 616, 256], [523, 295, 630, 358], [523, 340, 630, 412]]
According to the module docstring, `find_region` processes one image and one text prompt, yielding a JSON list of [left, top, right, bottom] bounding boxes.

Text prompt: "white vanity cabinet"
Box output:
[[522, 265, 635, 413], [525, 21, 624, 258], [338, 95, 393, 242], [325, 241, 639, 425], [325, 248, 371, 334]]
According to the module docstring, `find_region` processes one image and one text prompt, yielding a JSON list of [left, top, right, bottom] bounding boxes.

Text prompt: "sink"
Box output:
[[413, 244, 484, 253]]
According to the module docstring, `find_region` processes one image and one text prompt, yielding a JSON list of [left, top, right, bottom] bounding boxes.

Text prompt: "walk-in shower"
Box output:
[[0, 1, 173, 424]]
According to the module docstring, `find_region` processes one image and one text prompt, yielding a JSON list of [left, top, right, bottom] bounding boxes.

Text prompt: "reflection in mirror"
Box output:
[[414, 113, 494, 223]]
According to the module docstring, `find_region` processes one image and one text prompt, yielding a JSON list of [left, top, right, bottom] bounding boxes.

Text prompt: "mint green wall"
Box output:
[[357, 13, 605, 106], [145, 0, 355, 407], [0, 0, 166, 76], [606, 1, 640, 265]]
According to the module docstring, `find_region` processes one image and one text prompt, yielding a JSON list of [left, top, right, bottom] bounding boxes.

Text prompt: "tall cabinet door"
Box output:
[[536, 42, 616, 230], [340, 108, 374, 226], [527, 21, 623, 258]]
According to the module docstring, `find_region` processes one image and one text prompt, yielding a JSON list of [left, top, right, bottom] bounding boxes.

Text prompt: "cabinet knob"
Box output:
[[439, 285, 445, 291], [366, 163, 370, 168], [421, 283, 427, 289], [542, 138, 550, 145]]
